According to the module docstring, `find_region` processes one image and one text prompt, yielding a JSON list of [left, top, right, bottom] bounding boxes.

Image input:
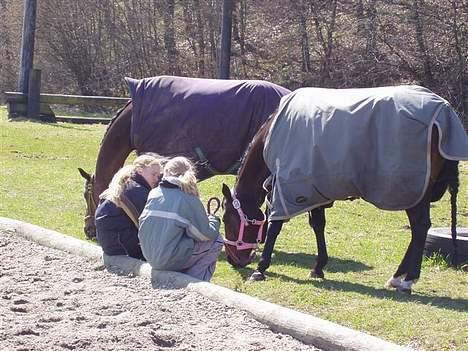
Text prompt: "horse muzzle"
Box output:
[[84, 223, 96, 239], [224, 244, 256, 268]]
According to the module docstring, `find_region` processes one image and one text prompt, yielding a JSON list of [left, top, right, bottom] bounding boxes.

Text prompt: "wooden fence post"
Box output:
[[18, 0, 37, 95], [27, 68, 41, 120], [219, 0, 233, 79]]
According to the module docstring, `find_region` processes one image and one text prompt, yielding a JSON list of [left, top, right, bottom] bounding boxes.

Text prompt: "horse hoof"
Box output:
[[384, 275, 406, 290], [384, 278, 400, 290], [249, 271, 266, 282], [309, 271, 325, 279]]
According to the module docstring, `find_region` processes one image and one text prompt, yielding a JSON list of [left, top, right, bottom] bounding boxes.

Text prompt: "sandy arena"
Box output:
[[0, 229, 320, 350]]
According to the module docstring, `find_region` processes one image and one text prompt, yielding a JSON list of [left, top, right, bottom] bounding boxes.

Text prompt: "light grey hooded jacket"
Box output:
[[138, 185, 221, 270]]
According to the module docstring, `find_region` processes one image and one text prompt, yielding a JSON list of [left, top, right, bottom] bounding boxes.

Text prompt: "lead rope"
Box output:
[[206, 197, 221, 215]]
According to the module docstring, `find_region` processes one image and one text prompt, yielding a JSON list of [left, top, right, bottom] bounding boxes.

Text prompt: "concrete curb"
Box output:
[[0, 217, 411, 351]]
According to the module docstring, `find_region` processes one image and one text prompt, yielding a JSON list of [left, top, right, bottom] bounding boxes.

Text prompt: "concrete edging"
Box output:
[[0, 217, 411, 351]]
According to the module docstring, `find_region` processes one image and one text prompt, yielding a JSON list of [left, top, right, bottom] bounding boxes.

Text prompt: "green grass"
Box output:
[[1, 106, 467, 350]]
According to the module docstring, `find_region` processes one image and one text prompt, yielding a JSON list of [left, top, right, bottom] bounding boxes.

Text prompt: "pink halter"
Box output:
[[224, 193, 266, 251]]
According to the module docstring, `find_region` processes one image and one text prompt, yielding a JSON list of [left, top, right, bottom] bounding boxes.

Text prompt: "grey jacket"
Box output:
[[138, 185, 220, 270]]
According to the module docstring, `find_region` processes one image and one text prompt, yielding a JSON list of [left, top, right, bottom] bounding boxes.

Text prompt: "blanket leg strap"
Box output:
[[195, 146, 240, 176]]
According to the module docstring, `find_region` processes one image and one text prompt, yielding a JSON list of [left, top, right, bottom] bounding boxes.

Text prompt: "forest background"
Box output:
[[0, 0, 467, 127]]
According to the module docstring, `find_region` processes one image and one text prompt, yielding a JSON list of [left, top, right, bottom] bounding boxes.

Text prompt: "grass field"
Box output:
[[1, 106, 467, 350]]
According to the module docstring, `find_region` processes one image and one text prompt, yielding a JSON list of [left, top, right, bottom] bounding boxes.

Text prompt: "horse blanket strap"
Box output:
[[264, 85, 468, 220], [115, 194, 140, 229], [194, 147, 240, 176]]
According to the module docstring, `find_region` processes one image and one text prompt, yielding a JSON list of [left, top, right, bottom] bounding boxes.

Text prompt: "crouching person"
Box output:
[[139, 156, 223, 282], [95, 154, 162, 260]]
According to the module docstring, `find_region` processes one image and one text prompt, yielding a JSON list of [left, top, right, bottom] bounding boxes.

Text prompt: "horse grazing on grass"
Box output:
[[221, 85, 467, 294], [78, 75, 290, 239]]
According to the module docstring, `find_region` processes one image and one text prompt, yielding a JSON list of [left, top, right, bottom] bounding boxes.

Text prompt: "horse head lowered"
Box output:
[[78, 168, 97, 239], [221, 184, 267, 267]]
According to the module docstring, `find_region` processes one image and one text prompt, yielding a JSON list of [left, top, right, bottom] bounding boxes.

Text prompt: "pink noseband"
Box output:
[[224, 193, 266, 251]]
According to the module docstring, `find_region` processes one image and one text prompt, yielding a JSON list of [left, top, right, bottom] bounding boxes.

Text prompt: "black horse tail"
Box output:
[[430, 160, 459, 265], [448, 161, 460, 265]]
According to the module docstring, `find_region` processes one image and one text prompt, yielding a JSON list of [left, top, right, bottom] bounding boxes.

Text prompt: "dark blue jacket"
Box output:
[[95, 173, 151, 234]]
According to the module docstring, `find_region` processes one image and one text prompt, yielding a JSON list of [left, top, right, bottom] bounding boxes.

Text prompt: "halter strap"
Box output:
[[224, 192, 266, 251], [85, 174, 97, 218]]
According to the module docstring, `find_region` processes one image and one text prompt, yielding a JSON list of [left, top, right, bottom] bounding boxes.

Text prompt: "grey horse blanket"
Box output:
[[126, 75, 290, 174], [264, 85, 468, 220]]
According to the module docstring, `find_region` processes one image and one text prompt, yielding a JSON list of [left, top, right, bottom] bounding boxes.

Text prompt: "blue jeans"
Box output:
[[179, 234, 224, 281]]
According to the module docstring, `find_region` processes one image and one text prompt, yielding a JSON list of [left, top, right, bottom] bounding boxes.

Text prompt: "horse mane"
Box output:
[[235, 112, 276, 187], [100, 100, 132, 147]]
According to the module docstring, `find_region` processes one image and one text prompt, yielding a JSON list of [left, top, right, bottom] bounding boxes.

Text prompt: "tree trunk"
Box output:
[[411, 0, 434, 86], [449, 0, 467, 126], [163, 0, 179, 75], [297, 0, 311, 73], [310, 0, 337, 85], [194, 0, 206, 76]]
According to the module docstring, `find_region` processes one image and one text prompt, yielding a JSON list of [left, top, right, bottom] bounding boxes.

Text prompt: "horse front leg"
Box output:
[[309, 208, 328, 279], [388, 196, 431, 294], [250, 221, 284, 281]]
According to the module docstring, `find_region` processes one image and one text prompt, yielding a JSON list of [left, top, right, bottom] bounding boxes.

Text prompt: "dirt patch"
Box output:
[[0, 230, 319, 350]]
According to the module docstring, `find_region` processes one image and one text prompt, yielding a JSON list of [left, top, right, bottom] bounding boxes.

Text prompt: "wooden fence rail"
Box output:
[[5, 91, 129, 124]]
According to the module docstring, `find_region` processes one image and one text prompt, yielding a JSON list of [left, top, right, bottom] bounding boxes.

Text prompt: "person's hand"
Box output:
[[208, 214, 221, 231], [208, 214, 221, 223]]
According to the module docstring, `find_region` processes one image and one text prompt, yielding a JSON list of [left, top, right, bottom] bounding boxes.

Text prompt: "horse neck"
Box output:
[[235, 125, 271, 208], [94, 103, 134, 201]]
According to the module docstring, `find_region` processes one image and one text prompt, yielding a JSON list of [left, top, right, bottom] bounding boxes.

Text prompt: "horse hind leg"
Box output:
[[388, 195, 431, 294], [385, 242, 412, 289], [309, 208, 328, 279], [387, 127, 444, 294], [385, 229, 417, 289]]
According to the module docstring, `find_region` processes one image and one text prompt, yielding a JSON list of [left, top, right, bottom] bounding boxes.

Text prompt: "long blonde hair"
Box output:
[[100, 154, 162, 203], [163, 156, 199, 197]]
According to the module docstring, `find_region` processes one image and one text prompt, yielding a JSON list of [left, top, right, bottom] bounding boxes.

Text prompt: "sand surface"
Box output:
[[0, 229, 319, 350]]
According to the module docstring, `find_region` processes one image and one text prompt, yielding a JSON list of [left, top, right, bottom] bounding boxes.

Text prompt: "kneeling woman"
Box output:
[[95, 154, 162, 259], [139, 157, 223, 282]]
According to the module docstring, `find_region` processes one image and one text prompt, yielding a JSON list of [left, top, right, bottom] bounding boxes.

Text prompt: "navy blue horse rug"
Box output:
[[126, 75, 290, 175]]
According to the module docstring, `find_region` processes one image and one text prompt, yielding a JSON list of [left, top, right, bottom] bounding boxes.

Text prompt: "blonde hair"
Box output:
[[163, 156, 199, 197], [100, 154, 162, 203]]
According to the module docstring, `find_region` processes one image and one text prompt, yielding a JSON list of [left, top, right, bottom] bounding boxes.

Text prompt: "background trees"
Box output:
[[1, 0, 466, 125]]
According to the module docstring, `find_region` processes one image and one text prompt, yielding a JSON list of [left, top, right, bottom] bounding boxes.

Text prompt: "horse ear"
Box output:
[[78, 168, 92, 181], [222, 183, 232, 202]]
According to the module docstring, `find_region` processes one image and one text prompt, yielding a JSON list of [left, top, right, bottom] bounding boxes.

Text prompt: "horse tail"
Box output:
[[431, 160, 460, 265], [447, 161, 459, 265], [430, 160, 458, 202]]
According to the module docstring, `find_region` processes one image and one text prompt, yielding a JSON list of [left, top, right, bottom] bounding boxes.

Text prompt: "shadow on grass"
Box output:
[[7, 117, 96, 131], [306, 278, 468, 313], [270, 250, 373, 273], [218, 250, 372, 282], [218, 251, 257, 281], [220, 252, 468, 312], [48, 123, 98, 131], [228, 267, 468, 312]]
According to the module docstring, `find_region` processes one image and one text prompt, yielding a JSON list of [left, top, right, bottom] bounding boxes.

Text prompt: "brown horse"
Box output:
[[79, 76, 290, 239], [222, 86, 466, 294]]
